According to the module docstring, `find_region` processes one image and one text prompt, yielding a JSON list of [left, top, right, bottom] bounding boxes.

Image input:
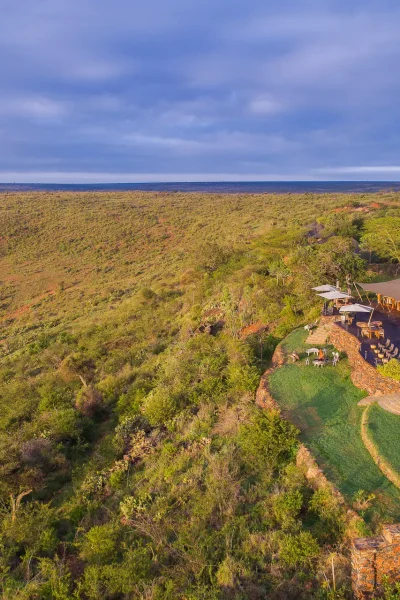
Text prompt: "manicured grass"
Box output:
[[368, 405, 400, 475], [270, 331, 400, 519], [280, 327, 333, 355]]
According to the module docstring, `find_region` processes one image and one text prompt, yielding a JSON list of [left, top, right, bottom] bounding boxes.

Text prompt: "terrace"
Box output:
[[334, 308, 400, 367], [313, 279, 400, 369]]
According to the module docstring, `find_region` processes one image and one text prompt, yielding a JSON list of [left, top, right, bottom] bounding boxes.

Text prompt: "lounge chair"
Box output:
[[379, 338, 391, 349], [388, 347, 399, 360], [385, 343, 395, 357]]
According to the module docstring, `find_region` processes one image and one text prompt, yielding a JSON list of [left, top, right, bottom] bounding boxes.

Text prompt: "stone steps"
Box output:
[[306, 323, 332, 345]]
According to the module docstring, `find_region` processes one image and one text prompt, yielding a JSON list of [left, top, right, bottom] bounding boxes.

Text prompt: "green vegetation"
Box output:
[[1, 190, 400, 598], [269, 331, 400, 521], [378, 359, 400, 381], [367, 405, 400, 475]]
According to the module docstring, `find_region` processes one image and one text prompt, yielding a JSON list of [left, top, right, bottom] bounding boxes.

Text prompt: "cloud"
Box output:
[[0, 96, 69, 119], [0, 171, 323, 184], [316, 166, 400, 174], [1, 0, 400, 180], [248, 96, 283, 115]]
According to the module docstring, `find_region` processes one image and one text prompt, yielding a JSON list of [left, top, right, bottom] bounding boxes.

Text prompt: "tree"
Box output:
[[361, 217, 400, 264]]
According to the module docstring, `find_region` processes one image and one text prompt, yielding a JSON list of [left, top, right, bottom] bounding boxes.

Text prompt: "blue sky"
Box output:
[[1, 0, 400, 182]]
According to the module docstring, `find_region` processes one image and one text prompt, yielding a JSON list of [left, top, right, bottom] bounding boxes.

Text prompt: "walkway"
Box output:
[[306, 321, 332, 344], [358, 393, 400, 415]]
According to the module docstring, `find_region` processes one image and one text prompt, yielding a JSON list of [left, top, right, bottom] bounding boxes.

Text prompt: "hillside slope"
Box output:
[[0, 191, 398, 599]]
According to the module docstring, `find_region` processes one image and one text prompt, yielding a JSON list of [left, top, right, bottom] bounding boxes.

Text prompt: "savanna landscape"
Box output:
[[2, 190, 400, 599]]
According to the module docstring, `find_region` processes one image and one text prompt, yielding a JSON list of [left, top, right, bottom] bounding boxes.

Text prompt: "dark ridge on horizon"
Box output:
[[1, 180, 400, 194]]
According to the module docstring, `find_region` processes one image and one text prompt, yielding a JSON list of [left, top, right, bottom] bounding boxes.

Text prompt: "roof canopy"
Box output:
[[358, 279, 400, 301], [339, 303, 373, 313], [317, 291, 353, 300], [312, 284, 339, 292]]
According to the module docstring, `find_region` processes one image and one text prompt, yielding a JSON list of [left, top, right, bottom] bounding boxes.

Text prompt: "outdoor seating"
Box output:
[[385, 343, 395, 357], [379, 338, 390, 350], [313, 359, 325, 367], [388, 347, 399, 360], [306, 348, 319, 356], [361, 326, 384, 339]]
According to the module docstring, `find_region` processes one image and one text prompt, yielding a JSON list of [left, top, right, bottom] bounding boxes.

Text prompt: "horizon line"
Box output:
[[2, 179, 400, 185]]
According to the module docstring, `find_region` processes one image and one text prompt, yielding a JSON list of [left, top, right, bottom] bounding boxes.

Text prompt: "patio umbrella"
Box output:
[[312, 285, 339, 292], [339, 303, 375, 325], [338, 304, 373, 313], [317, 291, 353, 300]]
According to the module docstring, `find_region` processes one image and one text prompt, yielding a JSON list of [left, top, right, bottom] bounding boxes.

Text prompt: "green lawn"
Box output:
[[368, 405, 400, 475], [269, 330, 400, 519]]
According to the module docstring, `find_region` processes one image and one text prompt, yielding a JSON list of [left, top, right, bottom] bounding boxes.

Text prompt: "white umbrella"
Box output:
[[312, 285, 339, 292], [317, 291, 353, 300], [339, 304, 373, 313]]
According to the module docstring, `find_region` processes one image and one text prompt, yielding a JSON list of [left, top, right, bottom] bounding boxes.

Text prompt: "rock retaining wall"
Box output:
[[352, 524, 400, 598], [255, 344, 285, 412], [321, 317, 400, 396]]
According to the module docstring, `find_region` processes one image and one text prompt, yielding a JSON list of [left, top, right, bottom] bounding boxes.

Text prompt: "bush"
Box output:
[[20, 438, 54, 468], [142, 387, 179, 426], [377, 359, 400, 381], [273, 489, 303, 530], [238, 409, 298, 474], [75, 386, 104, 417], [227, 363, 260, 394], [279, 531, 319, 568], [79, 523, 120, 565]]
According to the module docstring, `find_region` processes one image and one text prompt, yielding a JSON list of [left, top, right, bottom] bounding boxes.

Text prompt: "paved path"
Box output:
[[358, 393, 400, 415]]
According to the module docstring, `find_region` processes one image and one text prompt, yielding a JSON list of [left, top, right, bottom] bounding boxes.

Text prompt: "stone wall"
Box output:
[[255, 344, 285, 412], [296, 444, 362, 537], [352, 524, 400, 598], [322, 316, 400, 396]]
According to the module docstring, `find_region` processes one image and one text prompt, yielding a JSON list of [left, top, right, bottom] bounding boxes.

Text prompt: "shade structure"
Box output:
[[312, 284, 339, 292], [358, 279, 400, 302], [339, 303, 373, 313], [317, 291, 353, 300]]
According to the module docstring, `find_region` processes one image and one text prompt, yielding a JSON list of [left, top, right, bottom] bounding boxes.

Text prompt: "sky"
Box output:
[[1, 0, 400, 182]]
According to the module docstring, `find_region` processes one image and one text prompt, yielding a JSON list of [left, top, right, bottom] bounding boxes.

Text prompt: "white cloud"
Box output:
[[0, 96, 69, 119], [0, 171, 323, 183], [248, 96, 283, 115], [316, 166, 400, 174]]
